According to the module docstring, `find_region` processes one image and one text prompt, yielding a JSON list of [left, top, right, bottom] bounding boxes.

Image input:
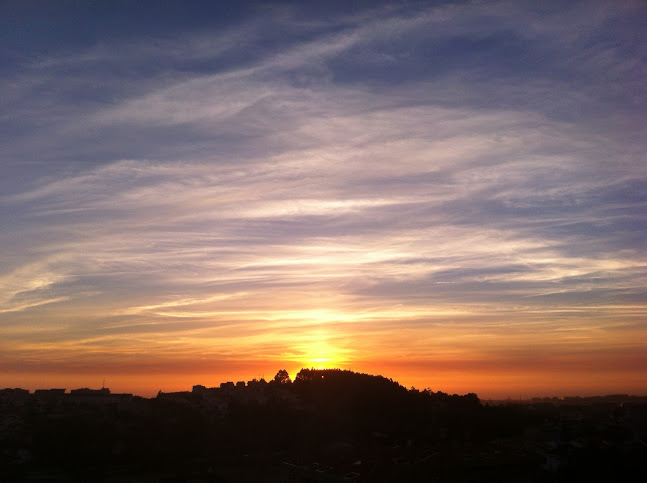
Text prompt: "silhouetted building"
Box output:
[[247, 378, 268, 387], [0, 388, 29, 403], [34, 388, 65, 398], [70, 387, 110, 396]]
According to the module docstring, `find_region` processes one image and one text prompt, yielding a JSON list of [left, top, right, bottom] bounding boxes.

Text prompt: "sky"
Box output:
[[1, 0, 646, 399]]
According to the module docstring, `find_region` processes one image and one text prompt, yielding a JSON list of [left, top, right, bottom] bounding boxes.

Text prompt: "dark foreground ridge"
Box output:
[[2, 369, 646, 481]]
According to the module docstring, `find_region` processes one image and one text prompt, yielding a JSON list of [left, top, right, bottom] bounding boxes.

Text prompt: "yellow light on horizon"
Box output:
[[292, 325, 352, 370]]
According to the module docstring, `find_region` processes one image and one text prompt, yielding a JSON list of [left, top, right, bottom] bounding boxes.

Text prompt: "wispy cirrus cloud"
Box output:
[[1, 1, 645, 396]]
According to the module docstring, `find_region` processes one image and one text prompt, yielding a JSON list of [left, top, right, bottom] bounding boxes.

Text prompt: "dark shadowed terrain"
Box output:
[[2, 369, 646, 481]]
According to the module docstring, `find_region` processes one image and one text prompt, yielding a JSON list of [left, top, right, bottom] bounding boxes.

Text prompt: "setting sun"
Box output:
[[1, 0, 645, 401], [2, 2, 645, 478]]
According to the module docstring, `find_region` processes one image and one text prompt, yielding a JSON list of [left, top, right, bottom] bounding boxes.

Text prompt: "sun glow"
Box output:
[[295, 326, 350, 370]]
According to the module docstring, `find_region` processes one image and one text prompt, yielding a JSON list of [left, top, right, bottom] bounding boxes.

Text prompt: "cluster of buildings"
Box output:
[[0, 386, 135, 408], [156, 378, 301, 414]]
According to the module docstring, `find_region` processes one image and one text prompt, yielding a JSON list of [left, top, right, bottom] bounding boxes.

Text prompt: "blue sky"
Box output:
[[1, 1, 646, 396]]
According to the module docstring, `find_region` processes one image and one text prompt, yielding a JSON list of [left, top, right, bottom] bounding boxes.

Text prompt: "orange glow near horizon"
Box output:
[[2, 3, 646, 403], [3, 364, 646, 401], [2, 298, 646, 399]]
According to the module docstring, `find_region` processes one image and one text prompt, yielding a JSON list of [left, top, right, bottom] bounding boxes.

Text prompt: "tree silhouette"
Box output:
[[273, 369, 291, 384]]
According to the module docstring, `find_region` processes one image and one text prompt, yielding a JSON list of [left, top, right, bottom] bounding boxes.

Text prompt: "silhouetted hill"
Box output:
[[2, 369, 646, 481]]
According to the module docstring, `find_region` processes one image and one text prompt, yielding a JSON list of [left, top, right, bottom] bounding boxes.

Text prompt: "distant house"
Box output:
[[70, 387, 110, 396], [247, 378, 268, 387], [0, 388, 29, 397], [0, 388, 29, 405], [156, 391, 196, 408], [34, 388, 66, 397]]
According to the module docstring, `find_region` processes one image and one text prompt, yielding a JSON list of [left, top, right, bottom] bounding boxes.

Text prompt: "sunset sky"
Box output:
[[1, 1, 646, 399]]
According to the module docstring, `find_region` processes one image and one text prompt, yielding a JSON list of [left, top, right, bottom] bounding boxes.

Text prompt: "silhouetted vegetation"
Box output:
[[1, 370, 646, 481]]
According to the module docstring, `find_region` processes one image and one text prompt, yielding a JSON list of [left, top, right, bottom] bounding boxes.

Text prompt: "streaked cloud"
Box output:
[[1, 1, 645, 396]]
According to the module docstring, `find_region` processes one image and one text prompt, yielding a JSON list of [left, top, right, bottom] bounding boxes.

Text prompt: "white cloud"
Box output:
[[1, 1, 645, 385]]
